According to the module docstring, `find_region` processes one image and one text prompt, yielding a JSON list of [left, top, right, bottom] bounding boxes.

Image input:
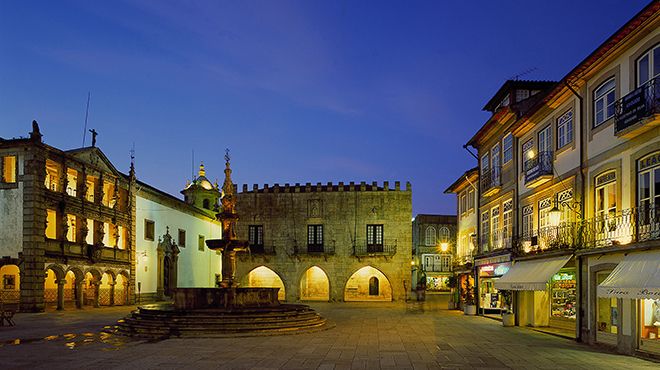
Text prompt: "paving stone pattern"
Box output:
[[0, 298, 656, 369]]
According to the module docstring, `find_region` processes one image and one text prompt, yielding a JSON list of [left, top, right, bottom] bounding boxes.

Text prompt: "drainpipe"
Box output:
[[463, 144, 480, 314], [564, 80, 585, 343]]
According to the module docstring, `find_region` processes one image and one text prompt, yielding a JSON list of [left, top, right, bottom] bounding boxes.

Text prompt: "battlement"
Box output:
[[239, 181, 412, 194]]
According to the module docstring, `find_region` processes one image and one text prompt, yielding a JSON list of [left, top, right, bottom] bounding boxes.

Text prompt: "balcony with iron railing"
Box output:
[[512, 204, 660, 257], [296, 243, 335, 255], [480, 166, 502, 197], [248, 244, 276, 255], [479, 229, 513, 255], [353, 240, 397, 257], [523, 151, 553, 188], [614, 76, 660, 138]]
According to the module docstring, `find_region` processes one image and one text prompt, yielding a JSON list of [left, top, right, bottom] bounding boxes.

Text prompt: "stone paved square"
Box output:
[[0, 297, 656, 369]]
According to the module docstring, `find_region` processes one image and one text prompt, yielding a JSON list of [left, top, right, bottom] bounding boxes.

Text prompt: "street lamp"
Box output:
[[549, 199, 562, 228], [440, 242, 449, 252]]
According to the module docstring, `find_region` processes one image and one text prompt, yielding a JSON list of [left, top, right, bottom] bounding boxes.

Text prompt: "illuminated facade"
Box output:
[[411, 214, 457, 293], [234, 181, 412, 302], [458, 2, 660, 356], [0, 124, 222, 310]]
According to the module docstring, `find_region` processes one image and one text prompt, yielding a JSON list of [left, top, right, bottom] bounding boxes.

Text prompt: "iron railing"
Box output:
[[353, 241, 397, 256], [615, 76, 660, 134], [295, 244, 335, 255], [480, 166, 502, 193], [524, 151, 553, 185], [513, 222, 580, 256], [479, 229, 513, 254]]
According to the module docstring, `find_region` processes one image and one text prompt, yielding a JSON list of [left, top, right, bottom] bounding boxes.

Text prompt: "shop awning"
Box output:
[[494, 255, 572, 291], [597, 250, 660, 299]]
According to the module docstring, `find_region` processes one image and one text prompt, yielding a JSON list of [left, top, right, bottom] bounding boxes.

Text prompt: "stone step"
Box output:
[[119, 315, 326, 330]]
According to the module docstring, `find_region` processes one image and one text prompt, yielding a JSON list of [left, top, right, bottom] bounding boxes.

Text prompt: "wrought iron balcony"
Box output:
[[295, 244, 335, 255], [353, 241, 397, 257], [581, 204, 660, 249], [615, 77, 660, 138], [513, 222, 580, 256], [248, 244, 276, 255], [479, 229, 512, 254], [480, 166, 502, 197], [523, 151, 553, 188]]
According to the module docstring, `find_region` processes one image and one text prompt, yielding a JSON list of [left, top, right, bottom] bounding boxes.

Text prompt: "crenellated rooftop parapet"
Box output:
[[239, 181, 412, 194]]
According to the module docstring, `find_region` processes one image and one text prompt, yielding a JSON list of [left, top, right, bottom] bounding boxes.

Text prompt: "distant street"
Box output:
[[0, 295, 655, 369]]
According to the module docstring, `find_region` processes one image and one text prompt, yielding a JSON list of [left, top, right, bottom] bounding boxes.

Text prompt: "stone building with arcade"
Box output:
[[0, 123, 222, 311], [233, 181, 412, 302]]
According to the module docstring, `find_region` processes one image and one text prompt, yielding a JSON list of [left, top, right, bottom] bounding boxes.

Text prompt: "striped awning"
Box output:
[[597, 250, 660, 299]]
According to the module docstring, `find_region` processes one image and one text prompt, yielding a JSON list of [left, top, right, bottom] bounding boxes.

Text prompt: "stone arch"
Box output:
[[344, 265, 393, 302], [243, 265, 286, 301], [44, 264, 66, 310], [0, 264, 21, 304], [99, 270, 115, 306], [83, 268, 102, 308], [114, 272, 129, 306], [299, 265, 330, 301]]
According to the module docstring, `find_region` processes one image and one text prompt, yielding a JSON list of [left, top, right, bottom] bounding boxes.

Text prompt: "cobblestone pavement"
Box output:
[[0, 297, 656, 369]]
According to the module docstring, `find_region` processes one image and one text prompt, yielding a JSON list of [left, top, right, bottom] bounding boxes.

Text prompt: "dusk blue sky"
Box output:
[[0, 1, 651, 215]]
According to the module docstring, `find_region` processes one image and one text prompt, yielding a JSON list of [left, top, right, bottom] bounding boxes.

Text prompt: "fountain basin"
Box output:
[[173, 287, 280, 310]]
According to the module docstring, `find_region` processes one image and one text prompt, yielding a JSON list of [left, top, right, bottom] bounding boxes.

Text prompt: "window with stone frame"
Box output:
[[307, 225, 323, 251], [178, 229, 186, 248], [480, 211, 490, 252], [502, 133, 513, 164], [467, 188, 475, 210], [557, 110, 574, 149], [502, 199, 513, 248], [425, 226, 436, 246], [249, 225, 264, 246], [636, 43, 659, 86], [593, 78, 616, 127], [522, 205, 534, 237], [198, 235, 205, 251], [1, 155, 17, 183], [144, 219, 155, 241], [366, 224, 383, 247]]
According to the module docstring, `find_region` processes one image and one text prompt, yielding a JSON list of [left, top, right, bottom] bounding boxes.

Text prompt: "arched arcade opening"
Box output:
[[245, 266, 286, 301], [344, 266, 392, 302], [300, 266, 329, 301]]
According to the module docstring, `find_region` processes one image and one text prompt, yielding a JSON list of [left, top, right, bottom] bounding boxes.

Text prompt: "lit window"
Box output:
[[66, 168, 77, 196], [144, 219, 155, 241], [45, 209, 57, 239], [1, 156, 17, 183], [66, 214, 76, 242], [480, 211, 489, 252], [307, 225, 323, 247], [557, 110, 574, 149], [594, 78, 616, 127], [44, 160, 60, 192], [502, 134, 513, 164], [367, 224, 383, 246]]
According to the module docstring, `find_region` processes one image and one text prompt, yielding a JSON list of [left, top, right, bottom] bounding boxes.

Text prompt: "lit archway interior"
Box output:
[[344, 266, 392, 302], [99, 272, 113, 306], [115, 274, 127, 305], [64, 270, 76, 305], [0, 265, 20, 303], [300, 266, 329, 301], [44, 268, 58, 303], [246, 266, 286, 301], [84, 272, 97, 306]]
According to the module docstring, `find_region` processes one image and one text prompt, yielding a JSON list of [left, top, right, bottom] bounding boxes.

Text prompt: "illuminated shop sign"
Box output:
[[479, 263, 510, 276], [552, 272, 575, 281]]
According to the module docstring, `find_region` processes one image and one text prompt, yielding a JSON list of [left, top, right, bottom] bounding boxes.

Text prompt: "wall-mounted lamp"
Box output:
[[440, 242, 449, 252]]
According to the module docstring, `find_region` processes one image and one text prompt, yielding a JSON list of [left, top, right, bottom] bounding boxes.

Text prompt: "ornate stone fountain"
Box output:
[[115, 151, 329, 338]]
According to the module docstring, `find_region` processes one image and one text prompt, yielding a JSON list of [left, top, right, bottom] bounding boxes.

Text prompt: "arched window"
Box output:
[[440, 227, 450, 242], [202, 199, 210, 209], [593, 78, 616, 127], [425, 226, 436, 246]]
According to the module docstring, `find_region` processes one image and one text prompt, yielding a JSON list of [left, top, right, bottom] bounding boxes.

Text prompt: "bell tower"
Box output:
[[181, 162, 221, 215]]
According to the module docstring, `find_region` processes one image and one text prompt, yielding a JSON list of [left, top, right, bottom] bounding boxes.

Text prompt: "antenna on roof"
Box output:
[[509, 67, 538, 81], [82, 91, 91, 147]]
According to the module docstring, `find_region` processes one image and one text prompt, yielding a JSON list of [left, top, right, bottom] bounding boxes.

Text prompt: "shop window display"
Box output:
[[550, 270, 576, 319], [640, 299, 660, 354], [596, 271, 617, 345]]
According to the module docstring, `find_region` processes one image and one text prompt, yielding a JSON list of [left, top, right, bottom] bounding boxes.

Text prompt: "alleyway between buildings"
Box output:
[[0, 295, 655, 369]]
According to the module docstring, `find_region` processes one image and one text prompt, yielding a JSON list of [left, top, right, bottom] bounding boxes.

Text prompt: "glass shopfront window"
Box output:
[[640, 298, 660, 354], [479, 263, 511, 315], [550, 269, 577, 320]]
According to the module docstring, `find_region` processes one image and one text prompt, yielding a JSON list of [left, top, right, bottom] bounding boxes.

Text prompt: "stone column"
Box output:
[[56, 279, 66, 310], [75, 281, 84, 309], [93, 281, 100, 308], [109, 282, 115, 306], [122, 282, 129, 305]]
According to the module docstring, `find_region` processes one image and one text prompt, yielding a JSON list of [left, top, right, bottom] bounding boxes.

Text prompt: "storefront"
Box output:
[[597, 250, 660, 355], [425, 273, 451, 292], [549, 268, 577, 332], [478, 262, 511, 316], [495, 254, 576, 336]]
